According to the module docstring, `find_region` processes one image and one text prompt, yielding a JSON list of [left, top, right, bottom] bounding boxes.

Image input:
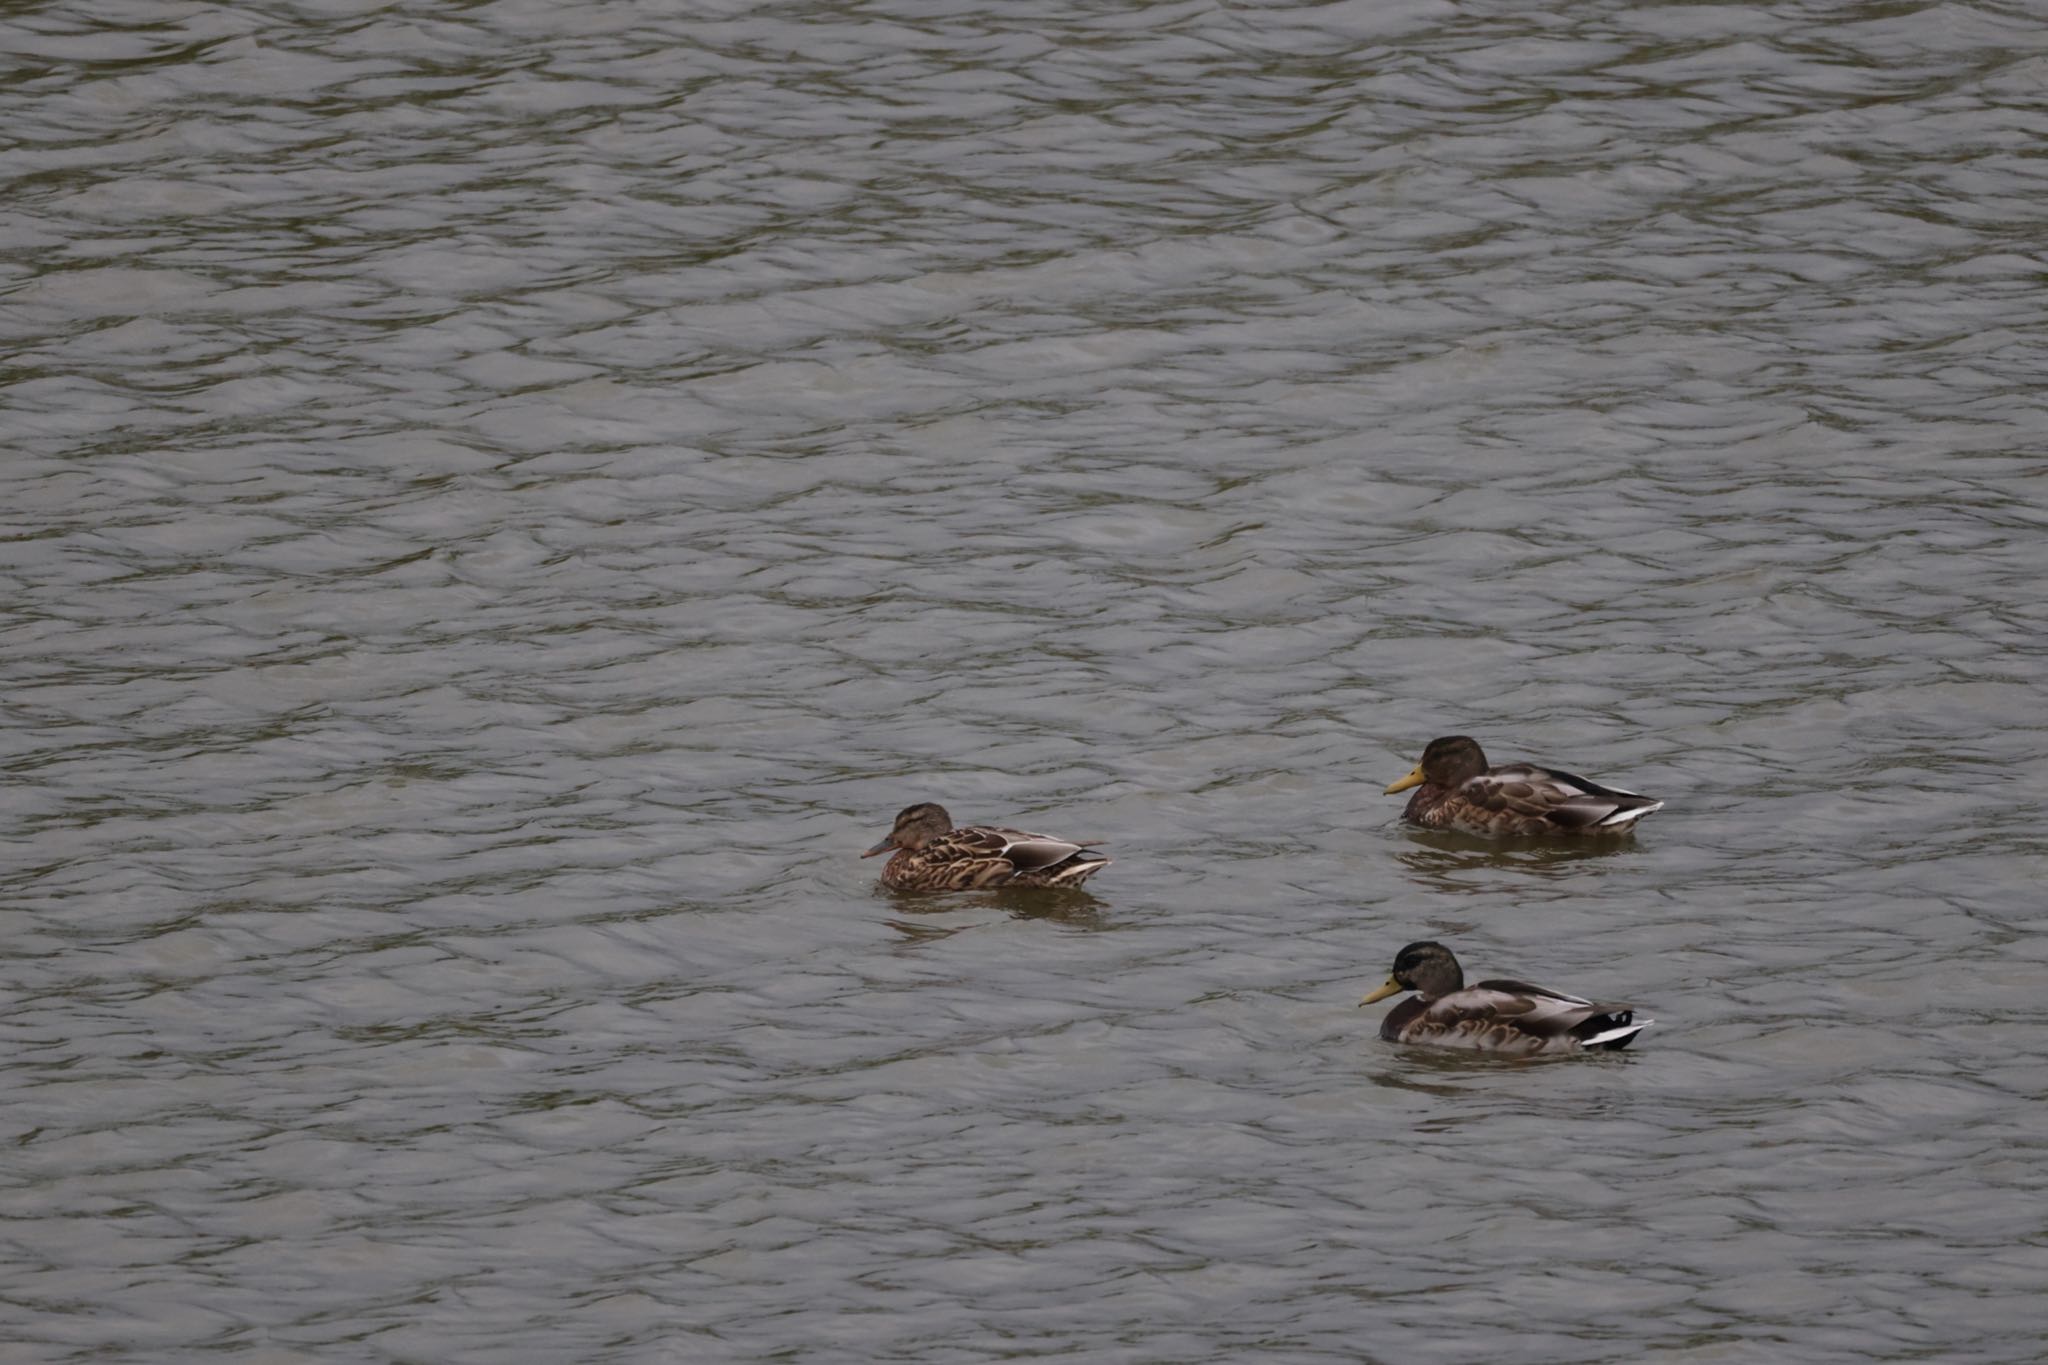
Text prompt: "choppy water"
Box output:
[[6, 0, 2048, 1360]]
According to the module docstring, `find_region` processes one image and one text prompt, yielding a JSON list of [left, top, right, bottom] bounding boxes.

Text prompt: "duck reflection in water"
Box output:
[[881, 886, 1113, 943], [1393, 830, 1643, 895]]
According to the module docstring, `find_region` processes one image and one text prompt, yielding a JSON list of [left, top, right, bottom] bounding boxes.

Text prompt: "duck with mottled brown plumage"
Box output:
[[1360, 941, 1652, 1055], [1384, 735, 1663, 837], [861, 802, 1111, 892]]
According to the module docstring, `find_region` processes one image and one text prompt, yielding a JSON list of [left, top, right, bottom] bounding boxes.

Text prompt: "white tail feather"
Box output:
[[1596, 799, 1664, 827], [1581, 1017, 1653, 1047], [1047, 856, 1111, 885]]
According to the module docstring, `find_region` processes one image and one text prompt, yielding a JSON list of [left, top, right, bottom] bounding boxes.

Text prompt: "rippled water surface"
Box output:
[[6, 0, 2048, 1360]]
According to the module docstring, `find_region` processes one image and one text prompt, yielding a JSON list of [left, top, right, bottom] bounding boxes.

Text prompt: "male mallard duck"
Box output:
[[1360, 941, 1651, 1055], [1384, 735, 1662, 836], [861, 802, 1110, 892]]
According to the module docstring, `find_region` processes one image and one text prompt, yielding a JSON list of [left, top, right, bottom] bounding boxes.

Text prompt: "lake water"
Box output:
[[5, 0, 2047, 1360]]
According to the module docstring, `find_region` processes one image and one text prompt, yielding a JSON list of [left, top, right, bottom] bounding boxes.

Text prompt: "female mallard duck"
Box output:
[[1384, 735, 1662, 836], [1360, 941, 1651, 1054], [861, 802, 1110, 892]]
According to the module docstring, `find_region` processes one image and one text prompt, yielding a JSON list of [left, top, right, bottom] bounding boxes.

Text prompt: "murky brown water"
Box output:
[[6, 0, 2047, 1360]]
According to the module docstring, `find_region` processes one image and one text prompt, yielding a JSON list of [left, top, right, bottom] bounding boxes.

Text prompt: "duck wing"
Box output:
[[1408, 979, 1647, 1052], [1459, 763, 1664, 831], [962, 826, 1089, 871], [913, 826, 1105, 892]]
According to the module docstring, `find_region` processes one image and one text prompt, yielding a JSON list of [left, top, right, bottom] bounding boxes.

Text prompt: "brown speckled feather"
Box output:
[[1384, 980, 1646, 1055], [1363, 941, 1651, 1056], [870, 809, 1111, 893], [1394, 741, 1663, 837]]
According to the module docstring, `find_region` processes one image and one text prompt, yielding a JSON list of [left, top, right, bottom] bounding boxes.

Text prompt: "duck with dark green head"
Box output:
[[1360, 940, 1651, 1055], [1385, 735, 1663, 837]]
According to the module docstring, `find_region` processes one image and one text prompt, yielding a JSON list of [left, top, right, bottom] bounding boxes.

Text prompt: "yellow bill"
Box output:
[[1359, 976, 1404, 1006], [1384, 764, 1425, 794]]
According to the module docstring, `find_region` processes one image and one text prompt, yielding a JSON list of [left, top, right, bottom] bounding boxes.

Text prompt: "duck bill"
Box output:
[[1383, 764, 1426, 795], [1359, 978, 1404, 1006], [861, 839, 895, 858]]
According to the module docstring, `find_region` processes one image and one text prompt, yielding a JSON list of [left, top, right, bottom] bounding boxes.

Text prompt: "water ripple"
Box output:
[[5, 0, 2048, 1360]]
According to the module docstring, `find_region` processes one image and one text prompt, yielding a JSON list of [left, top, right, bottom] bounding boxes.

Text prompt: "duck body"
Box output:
[[1386, 735, 1662, 837], [863, 802, 1110, 892], [1362, 941, 1650, 1056]]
